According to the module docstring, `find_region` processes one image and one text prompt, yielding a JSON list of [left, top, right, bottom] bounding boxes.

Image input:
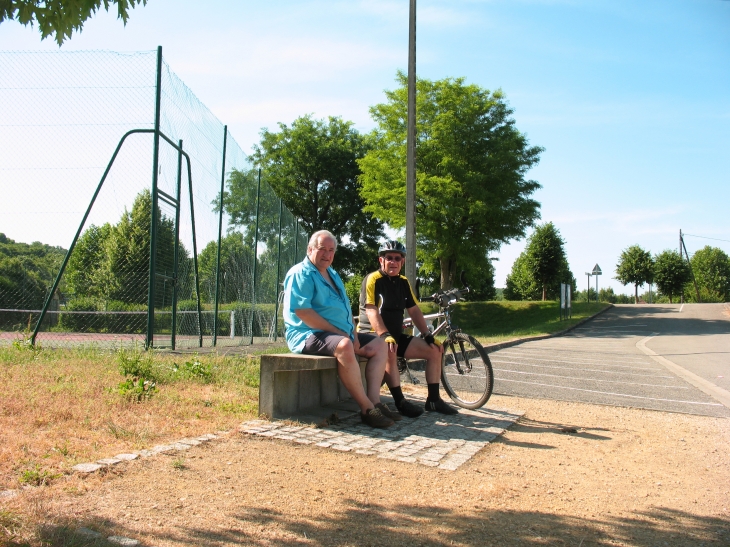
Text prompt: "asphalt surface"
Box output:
[[488, 303, 730, 418]]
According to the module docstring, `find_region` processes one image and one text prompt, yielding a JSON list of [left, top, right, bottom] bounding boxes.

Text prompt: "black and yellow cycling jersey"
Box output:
[[357, 269, 418, 337]]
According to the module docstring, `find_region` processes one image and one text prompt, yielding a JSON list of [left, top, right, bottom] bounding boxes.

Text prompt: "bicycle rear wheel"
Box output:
[[441, 332, 493, 409]]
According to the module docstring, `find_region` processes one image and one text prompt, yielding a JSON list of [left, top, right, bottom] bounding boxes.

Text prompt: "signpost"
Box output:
[[592, 264, 602, 301], [560, 283, 572, 320]]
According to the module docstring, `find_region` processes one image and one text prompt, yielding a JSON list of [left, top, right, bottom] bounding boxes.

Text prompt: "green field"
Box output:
[[419, 301, 611, 345]]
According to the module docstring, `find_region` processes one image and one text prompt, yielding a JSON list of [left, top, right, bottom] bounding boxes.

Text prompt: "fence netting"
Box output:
[[0, 48, 308, 349]]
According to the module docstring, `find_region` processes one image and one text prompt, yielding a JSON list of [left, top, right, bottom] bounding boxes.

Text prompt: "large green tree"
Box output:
[[615, 245, 654, 303], [246, 115, 384, 276], [359, 72, 542, 289], [504, 223, 574, 301], [653, 250, 690, 304], [1, 0, 147, 45], [687, 246, 730, 303], [64, 189, 184, 306]]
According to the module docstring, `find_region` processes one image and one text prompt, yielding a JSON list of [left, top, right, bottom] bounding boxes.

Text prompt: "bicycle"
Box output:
[[401, 273, 494, 409]]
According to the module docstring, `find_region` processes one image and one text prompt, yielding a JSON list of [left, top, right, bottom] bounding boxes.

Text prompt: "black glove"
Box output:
[[422, 333, 442, 347]]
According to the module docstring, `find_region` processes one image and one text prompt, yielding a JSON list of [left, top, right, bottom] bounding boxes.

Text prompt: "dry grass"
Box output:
[[0, 344, 261, 492]]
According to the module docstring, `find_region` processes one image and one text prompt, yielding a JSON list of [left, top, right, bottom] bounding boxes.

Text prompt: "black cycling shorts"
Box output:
[[396, 333, 415, 358]]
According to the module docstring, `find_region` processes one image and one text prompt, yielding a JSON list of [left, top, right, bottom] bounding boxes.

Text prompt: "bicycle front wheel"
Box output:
[[441, 332, 494, 409]]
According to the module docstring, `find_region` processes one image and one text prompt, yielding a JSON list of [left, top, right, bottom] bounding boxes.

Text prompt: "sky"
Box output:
[[1, 0, 729, 294]]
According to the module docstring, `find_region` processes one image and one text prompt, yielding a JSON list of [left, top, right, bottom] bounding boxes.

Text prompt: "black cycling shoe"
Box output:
[[396, 398, 424, 418], [424, 398, 459, 415]]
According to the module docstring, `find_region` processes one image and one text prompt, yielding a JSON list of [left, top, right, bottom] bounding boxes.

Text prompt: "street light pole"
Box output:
[[405, 0, 417, 284]]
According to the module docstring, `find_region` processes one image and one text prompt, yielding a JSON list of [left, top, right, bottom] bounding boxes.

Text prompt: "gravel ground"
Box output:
[[5, 392, 729, 547]]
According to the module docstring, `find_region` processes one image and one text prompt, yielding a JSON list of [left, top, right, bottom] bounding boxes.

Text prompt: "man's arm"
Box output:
[[364, 305, 390, 337], [407, 305, 441, 351], [295, 308, 349, 338]]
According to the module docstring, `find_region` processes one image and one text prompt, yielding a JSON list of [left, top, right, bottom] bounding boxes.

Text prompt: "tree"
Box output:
[[688, 246, 730, 303], [653, 250, 690, 304], [359, 72, 542, 289], [504, 223, 574, 301], [615, 245, 654, 303], [1, 0, 147, 45], [247, 115, 384, 276], [63, 189, 182, 306], [525, 222, 567, 301]]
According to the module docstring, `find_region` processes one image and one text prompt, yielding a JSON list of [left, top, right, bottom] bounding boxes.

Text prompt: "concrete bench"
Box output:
[[259, 354, 367, 420]]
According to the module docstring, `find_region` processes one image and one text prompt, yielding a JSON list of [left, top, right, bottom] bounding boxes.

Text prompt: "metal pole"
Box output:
[[405, 0, 417, 285], [145, 45, 163, 350], [249, 168, 262, 344], [273, 198, 284, 341], [184, 151, 203, 348], [212, 125, 228, 346], [170, 139, 183, 350]]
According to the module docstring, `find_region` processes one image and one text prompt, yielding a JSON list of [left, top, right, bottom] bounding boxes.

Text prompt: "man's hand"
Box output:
[[422, 333, 444, 354], [381, 332, 397, 353]]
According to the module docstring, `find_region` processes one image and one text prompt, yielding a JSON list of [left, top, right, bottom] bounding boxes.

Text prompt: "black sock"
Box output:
[[389, 385, 405, 405], [427, 383, 441, 402]]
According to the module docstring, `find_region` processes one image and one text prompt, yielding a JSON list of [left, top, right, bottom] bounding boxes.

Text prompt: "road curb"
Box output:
[[481, 304, 614, 354]]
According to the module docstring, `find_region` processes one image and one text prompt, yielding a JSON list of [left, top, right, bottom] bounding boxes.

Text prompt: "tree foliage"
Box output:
[[64, 189, 187, 306], [653, 250, 690, 304], [615, 245, 654, 303], [0, 233, 66, 309], [1, 0, 147, 45], [247, 115, 384, 276], [504, 223, 574, 301], [687, 246, 730, 303], [359, 72, 542, 289]]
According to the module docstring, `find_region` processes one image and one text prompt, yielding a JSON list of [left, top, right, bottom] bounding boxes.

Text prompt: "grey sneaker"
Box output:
[[361, 407, 395, 428], [376, 402, 403, 421], [396, 398, 424, 418], [425, 398, 459, 415]]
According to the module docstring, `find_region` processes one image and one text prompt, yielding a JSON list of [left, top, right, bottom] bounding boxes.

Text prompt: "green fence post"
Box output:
[[145, 46, 163, 350], [273, 198, 284, 340], [170, 139, 183, 350], [212, 126, 228, 346], [249, 168, 262, 344]]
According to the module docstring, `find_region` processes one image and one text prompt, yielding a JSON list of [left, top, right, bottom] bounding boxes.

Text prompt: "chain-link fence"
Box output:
[[0, 48, 308, 349]]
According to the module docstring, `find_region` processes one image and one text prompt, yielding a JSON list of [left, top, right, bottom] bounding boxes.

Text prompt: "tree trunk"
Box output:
[[542, 284, 546, 301], [439, 257, 456, 290], [634, 283, 638, 304]]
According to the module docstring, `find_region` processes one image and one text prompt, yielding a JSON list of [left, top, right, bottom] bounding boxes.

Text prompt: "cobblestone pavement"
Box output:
[[240, 398, 523, 471]]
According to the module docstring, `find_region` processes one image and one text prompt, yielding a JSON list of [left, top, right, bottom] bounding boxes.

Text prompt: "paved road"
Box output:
[[489, 304, 730, 418]]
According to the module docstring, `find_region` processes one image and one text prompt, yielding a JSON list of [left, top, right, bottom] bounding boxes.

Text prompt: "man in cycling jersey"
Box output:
[[358, 240, 458, 417]]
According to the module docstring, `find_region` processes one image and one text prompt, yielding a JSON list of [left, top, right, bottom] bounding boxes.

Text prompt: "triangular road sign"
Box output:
[[592, 264, 602, 275]]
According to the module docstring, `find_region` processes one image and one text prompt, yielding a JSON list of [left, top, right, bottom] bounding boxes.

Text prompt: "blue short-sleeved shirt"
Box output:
[[283, 257, 354, 353]]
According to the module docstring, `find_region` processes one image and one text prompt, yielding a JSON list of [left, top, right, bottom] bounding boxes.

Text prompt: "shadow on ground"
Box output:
[[28, 502, 730, 546]]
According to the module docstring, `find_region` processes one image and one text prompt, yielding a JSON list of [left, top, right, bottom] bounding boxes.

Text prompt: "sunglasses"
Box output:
[[382, 255, 403, 262]]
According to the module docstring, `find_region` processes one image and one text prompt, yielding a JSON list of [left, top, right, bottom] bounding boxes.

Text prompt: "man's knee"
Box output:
[[335, 336, 354, 355]]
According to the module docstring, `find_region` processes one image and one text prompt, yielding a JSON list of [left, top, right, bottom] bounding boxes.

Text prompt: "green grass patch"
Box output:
[[420, 300, 610, 345]]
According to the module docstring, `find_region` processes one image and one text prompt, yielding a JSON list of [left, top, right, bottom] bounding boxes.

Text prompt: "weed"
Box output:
[[18, 464, 61, 486], [52, 442, 71, 457], [117, 348, 158, 382], [116, 348, 158, 400], [171, 457, 187, 470], [172, 355, 213, 383], [117, 377, 156, 401], [0, 509, 21, 534]]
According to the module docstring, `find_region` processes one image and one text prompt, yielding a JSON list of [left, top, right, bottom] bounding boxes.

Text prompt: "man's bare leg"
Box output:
[[334, 337, 373, 413], [354, 336, 388, 405]]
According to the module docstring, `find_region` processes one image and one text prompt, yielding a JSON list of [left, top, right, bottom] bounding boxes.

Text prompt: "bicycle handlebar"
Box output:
[[422, 286, 469, 308]]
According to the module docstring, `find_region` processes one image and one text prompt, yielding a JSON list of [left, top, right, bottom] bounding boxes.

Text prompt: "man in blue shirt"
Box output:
[[283, 230, 397, 428]]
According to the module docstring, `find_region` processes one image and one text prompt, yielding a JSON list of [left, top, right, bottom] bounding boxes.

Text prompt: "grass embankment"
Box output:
[[421, 300, 610, 345]]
